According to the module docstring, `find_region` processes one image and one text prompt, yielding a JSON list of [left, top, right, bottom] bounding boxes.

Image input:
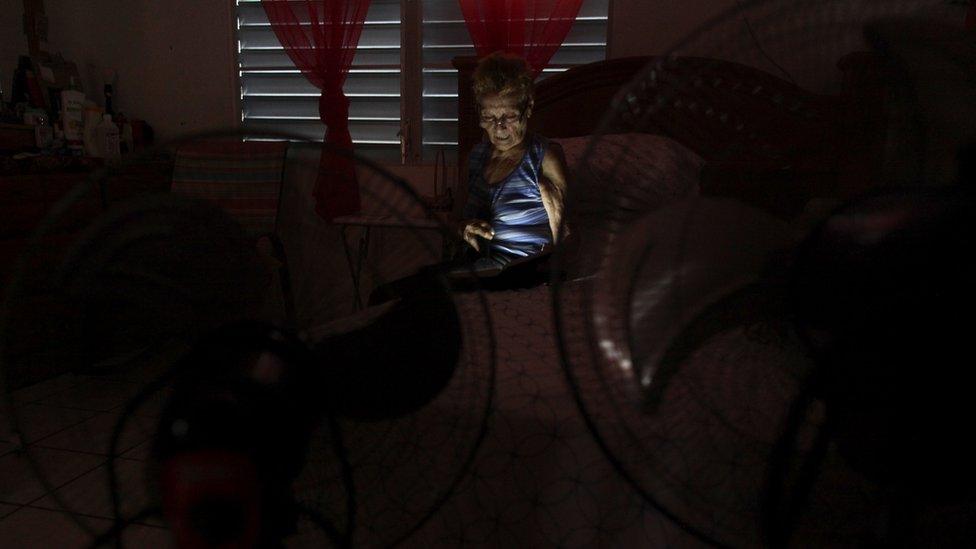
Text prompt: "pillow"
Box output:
[[549, 133, 704, 277], [552, 133, 703, 217]]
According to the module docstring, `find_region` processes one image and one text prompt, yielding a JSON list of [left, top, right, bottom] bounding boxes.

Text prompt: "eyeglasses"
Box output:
[[479, 112, 523, 127]]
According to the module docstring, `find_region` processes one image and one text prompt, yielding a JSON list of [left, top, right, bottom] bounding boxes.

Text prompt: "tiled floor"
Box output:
[[0, 506, 172, 547], [0, 367, 353, 548], [0, 502, 18, 519], [0, 372, 173, 547]]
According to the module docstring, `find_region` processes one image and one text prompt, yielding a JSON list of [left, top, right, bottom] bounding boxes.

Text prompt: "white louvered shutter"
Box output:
[[235, 0, 608, 164], [236, 0, 403, 162]]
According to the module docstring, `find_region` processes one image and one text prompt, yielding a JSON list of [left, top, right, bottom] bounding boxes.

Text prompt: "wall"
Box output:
[[14, 1, 971, 138], [610, 0, 853, 92], [1, 0, 26, 102], [30, 0, 456, 195], [609, 0, 969, 94], [610, 0, 736, 59], [43, 0, 238, 142], [29, 1, 745, 150], [16, 0, 968, 194]]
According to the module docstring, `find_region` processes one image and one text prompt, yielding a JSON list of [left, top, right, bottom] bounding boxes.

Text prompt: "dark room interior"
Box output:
[[2, 0, 975, 546]]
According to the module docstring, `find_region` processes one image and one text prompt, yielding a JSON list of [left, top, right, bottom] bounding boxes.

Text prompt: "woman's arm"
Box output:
[[539, 141, 570, 243]]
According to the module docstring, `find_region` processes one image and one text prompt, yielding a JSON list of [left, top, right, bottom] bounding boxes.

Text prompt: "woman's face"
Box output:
[[479, 93, 531, 153]]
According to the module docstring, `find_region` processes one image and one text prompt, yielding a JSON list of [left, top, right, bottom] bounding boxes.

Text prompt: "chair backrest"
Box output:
[[172, 140, 288, 238]]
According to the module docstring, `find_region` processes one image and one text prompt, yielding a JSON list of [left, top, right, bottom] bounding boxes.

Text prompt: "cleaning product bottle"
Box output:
[[60, 83, 86, 156], [96, 113, 121, 163]]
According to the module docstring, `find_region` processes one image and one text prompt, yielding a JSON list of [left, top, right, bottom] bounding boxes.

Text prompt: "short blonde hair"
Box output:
[[472, 52, 534, 113]]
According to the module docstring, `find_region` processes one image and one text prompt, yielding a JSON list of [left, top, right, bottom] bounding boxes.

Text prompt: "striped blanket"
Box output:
[[172, 140, 288, 238]]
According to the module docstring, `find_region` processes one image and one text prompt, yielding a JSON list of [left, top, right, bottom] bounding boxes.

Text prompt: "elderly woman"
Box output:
[[458, 52, 570, 273], [369, 53, 568, 304]]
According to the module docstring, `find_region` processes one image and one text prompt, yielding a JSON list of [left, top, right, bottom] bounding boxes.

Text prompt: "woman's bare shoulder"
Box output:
[[541, 140, 569, 178]]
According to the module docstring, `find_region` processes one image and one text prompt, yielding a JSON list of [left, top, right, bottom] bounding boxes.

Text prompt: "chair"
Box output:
[[171, 140, 297, 330]]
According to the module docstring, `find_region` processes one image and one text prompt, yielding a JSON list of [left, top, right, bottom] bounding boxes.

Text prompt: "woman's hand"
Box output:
[[459, 219, 494, 252]]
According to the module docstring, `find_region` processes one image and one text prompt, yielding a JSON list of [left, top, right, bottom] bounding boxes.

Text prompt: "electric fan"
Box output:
[[552, 1, 976, 547], [0, 130, 496, 548]]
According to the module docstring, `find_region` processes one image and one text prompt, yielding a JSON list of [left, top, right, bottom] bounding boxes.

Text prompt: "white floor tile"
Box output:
[[0, 446, 103, 505]]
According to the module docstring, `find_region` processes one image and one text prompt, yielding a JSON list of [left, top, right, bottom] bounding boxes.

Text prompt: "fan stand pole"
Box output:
[[763, 376, 832, 548], [338, 224, 371, 311]]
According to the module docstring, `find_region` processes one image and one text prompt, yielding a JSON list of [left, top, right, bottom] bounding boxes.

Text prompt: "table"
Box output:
[[333, 214, 452, 310]]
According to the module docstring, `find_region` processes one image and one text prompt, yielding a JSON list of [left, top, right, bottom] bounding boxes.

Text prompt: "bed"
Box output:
[[452, 52, 886, 220]]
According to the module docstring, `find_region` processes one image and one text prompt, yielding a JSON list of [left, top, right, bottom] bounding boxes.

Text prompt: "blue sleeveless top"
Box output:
[[463, 134, 552, 268]]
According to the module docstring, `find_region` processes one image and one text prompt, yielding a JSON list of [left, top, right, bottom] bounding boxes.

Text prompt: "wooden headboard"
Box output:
[[454, 53, 886, 218]]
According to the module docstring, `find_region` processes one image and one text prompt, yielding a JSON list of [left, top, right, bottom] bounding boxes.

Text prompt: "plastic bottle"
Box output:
[[96, 113, 121, 162], [60, 87, 86, 155]]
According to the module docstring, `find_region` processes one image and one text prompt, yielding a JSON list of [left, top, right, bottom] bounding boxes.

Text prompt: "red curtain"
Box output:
[[459, 0, 585, 76], [262, 0, 370, 220]]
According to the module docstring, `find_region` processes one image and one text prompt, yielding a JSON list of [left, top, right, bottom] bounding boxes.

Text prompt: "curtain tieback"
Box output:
[[319, 89, 351, 144]]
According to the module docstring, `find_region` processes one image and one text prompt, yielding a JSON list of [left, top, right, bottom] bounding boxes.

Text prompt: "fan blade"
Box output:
[[53, 194, 270, 374], [309, 269, 462, 421], [590, 196, 792, 407]]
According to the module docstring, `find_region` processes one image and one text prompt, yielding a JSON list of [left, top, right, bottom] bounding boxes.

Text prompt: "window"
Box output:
[[235, 0, 608, 163]]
